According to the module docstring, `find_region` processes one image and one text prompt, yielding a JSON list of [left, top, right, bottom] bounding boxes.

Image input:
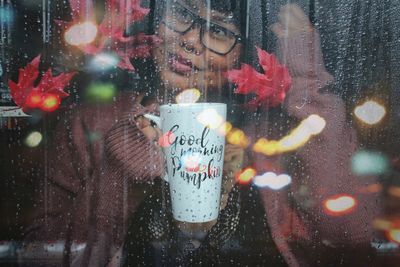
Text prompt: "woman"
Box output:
[[25, 0, 380, 266]]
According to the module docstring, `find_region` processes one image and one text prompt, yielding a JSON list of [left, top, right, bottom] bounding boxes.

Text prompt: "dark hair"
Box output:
[[135, 0, 250, 124]]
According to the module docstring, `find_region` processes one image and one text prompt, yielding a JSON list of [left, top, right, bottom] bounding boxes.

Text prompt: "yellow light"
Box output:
[[373, 218, 392, 231], [217, 121, 232, 136], [252, 114, 326, 156], [197, 108, 224, 129], [388, 229, 400, 244], [226, 128, 249, 148], [323, 195, 357, 216], [278, 128, 309, 151], [237, 167, 257, 184], [176, 88, 201, 104], [354, 100, 386, 125], [260, 140, 280, 156], [253, 138, 269, 153], [64, 21, 98, 46], [24, 131, 43, 147]]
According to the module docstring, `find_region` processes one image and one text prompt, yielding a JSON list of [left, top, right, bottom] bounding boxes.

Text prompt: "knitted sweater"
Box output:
[[25, 31, 381, 267]]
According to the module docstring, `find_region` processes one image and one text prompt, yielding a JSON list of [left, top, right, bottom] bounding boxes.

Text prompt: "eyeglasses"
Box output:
[[162, 2, 243, 55]]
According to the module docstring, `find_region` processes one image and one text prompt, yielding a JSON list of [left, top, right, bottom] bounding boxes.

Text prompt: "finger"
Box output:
[[154, 127, 163, 139], [279, 4, 312, 33], [287, 4, 310, 25], [141, 126, 159, 141], [135, 116, 151, 129]]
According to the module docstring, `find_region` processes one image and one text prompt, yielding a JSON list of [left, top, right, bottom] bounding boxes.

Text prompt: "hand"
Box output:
[[271, 4, 313, 38], [135, 115, 162, 143], [134, 94, 162, 143]]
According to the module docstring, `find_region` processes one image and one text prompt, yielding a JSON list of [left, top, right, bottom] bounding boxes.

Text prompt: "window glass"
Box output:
[[0, 0, 399, 266]]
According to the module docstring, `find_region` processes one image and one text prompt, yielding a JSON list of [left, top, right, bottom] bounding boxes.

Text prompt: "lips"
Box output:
[[167, 53, 199, 75]]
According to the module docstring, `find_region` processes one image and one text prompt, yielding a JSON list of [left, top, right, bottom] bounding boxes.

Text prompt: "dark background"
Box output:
[[0, 0, 399, 265]]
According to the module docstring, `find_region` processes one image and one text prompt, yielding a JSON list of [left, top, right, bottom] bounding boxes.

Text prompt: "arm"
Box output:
[[25, 97, 164, 266], [263, 4, 381, 245]]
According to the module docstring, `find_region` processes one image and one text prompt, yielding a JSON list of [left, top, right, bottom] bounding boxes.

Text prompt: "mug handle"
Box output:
[[143, 113, 161, 128], [142, 113, 169, 182]]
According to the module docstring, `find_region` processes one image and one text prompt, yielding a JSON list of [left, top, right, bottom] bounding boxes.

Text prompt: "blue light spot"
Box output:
[[0, 6, 14, 25], [351, 150, 389, 176]]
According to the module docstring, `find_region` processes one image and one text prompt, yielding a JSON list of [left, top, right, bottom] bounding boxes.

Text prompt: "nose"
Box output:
[[180, 26, 204, 55]]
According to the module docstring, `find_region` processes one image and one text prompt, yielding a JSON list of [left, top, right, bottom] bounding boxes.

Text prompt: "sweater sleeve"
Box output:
[[78, 105, 164, 267], [24, 111, 89, 242], [258, 30, 381, 248], [25, 99, 164, 266]]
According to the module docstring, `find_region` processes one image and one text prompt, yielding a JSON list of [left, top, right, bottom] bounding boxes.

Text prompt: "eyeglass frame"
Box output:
[[161, 2, 243, 56]]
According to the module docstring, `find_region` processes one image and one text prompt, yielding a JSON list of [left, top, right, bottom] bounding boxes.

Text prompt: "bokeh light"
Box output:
[[90, 53, 119, 71], [373, 218, 400, 244], [25, 91, 43, 109], [253, 114, 326, 156], [388, 186, 400, 198], [85, 83, 117, 103], [64, 21, 98, 46], [0, 6, 14, 25], [24, 131, 43, 147], [237, 167, 257, 184], [387, 229, 400, 244], [217, 121, 233, 136], [354, 100, 386, 125], [253, 172, 292, 190], [40, 94, 61, 112], [176, 88, 201, 104], [351, 150, 389, 176], [359, 183, 383, 194], [373, 218, 393, 231], [323, 194, 357, 216], [303, 114, 327, 135], [226, 128, 249, 148], [197, 108, 224, 129]]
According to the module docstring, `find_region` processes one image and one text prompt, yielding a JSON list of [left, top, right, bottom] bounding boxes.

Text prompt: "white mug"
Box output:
[[145, 103, 227, 223]]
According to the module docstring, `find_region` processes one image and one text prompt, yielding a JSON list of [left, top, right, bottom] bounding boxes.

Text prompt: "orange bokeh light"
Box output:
[[387, 229, 400, 244], [323, 194, 357, 216], [25, 91, 43, 108], [227, 128, 249, 148], [40, 94, 60, 112], [237, 167, 257, 184]]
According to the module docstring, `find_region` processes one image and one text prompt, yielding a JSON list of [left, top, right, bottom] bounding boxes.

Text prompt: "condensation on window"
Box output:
[[0, 0, 399, 266]]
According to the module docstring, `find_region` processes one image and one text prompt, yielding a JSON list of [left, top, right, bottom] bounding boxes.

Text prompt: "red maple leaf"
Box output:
[[57, 0, 162, 71], [226, 47, 292, 109], [8, 55, 76, 113]]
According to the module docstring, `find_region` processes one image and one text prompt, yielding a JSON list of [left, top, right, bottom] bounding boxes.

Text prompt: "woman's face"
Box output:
[[153, 0, 243, 96]]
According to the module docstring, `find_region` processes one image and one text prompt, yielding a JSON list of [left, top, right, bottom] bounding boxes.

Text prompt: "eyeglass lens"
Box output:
[[163, 4, 238, 54]]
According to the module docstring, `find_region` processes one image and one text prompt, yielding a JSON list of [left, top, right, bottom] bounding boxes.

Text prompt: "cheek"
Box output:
[[203, 70, 228, 89], [204, 50, 241, 71]]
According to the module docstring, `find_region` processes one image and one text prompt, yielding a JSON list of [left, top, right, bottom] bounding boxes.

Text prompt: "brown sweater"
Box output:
[[25, 31, 381, 267]]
